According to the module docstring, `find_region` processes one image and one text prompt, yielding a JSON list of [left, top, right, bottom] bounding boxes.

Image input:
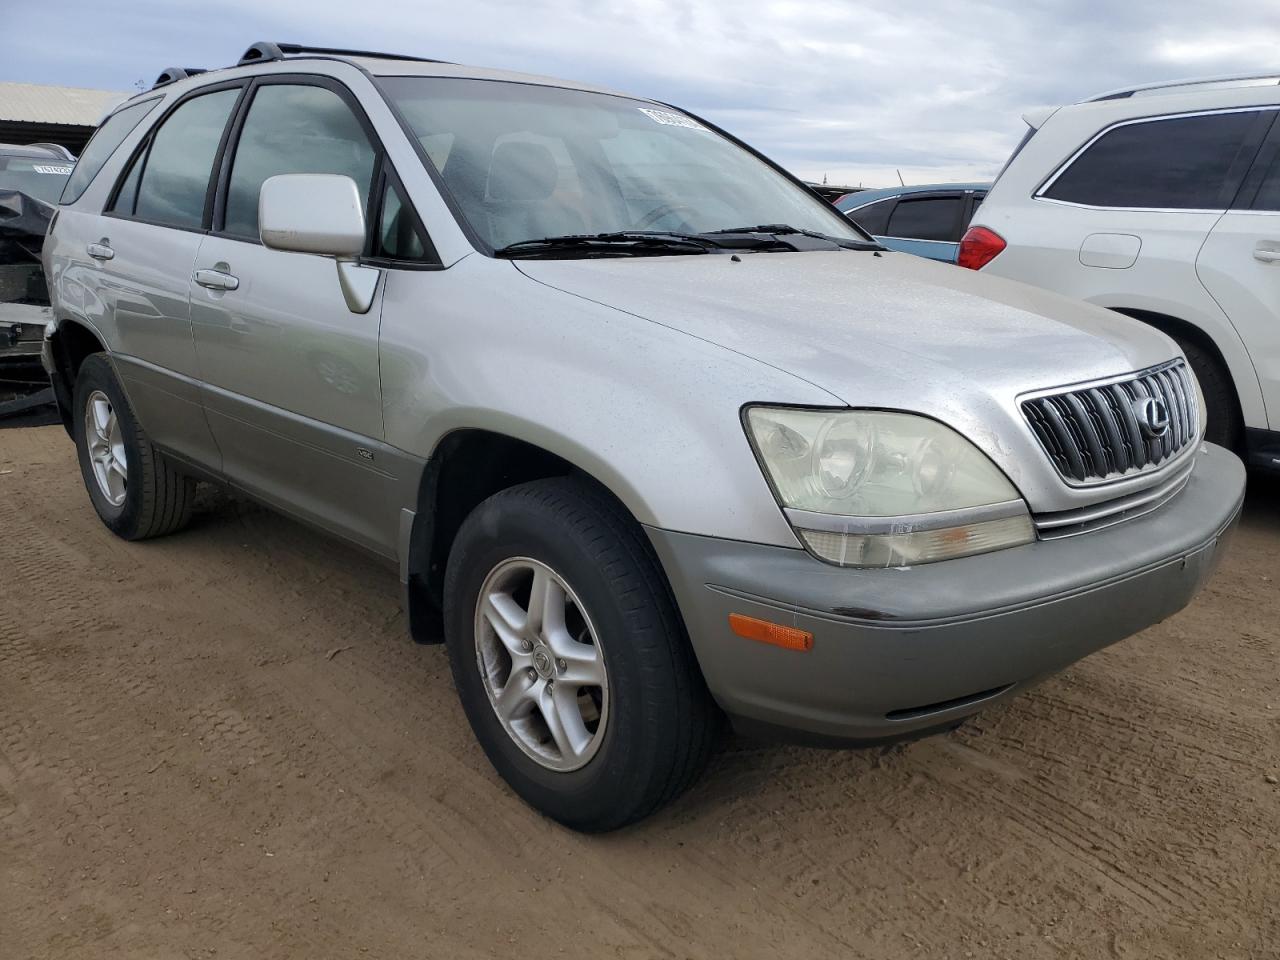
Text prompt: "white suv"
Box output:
[[961, 73, 1280, 472]]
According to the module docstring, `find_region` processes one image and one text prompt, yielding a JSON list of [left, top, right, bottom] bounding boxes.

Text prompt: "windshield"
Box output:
[[0, 155, 73, 202], [380, 77, 864, 253]]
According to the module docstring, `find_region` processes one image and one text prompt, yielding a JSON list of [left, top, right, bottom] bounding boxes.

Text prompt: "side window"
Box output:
[[110, 146, 145, 216], [132, 89, 240, 229], [845, 198, 895, 235], [886, 196, 962, 242], [223, 84, 376, 240], [1043, 111, 1259, 209], [375, 180, 431, 261], [61, 98, 159, 204], [1250, 149, 1280, 211]]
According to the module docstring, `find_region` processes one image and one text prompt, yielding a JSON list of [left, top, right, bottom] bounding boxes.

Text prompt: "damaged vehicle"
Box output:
[[1, 143, 72, 418], [43, 44, 1246, 831]]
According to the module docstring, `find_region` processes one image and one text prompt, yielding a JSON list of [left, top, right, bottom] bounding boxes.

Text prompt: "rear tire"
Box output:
[[1176, 338, 1242, 452], [72, 353, 195, 540], [443, 476, 718, 832]]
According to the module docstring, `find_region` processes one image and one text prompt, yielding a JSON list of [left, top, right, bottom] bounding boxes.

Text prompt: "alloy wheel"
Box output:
[[85, 390, 127, 507], [473, 557, 609, 772]]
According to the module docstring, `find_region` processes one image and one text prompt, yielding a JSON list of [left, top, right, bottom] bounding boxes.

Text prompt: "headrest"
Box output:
[[486, 141, 558, 203]]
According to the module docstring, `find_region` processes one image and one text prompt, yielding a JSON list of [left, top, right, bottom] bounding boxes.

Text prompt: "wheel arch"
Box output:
[[45, 317, 110, 435], [402, 427, 664, 644]]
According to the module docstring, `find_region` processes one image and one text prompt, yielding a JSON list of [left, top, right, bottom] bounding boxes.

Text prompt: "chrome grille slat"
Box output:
[[1108, 381, 1147, 469], [1021, 360, 1198, 484], [1033, 460, 1195, 538], [1154, 369, 1182, 449], [1063, 392, 1108, 475], [1089, 387, 1131, 472], [1167, 366, 1193, 443]]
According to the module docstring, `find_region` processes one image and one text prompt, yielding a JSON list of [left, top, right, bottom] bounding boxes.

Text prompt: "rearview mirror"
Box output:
[[259, 174, 366, 258], [258, 174, 378, 314]]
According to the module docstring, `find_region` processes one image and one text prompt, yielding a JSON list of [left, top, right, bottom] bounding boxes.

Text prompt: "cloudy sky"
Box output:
[[8, 0, 1280, 188]]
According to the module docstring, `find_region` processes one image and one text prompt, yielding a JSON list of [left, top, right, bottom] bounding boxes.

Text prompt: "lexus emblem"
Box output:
[[1134, 397, 1171, 439]]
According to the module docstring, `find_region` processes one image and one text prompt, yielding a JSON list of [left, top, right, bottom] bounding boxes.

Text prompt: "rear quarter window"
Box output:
[[1042, 110, 1261, 210], [60, 98, 160, 205], [844, 198, 894, 235], [885, 195, 962, 242]]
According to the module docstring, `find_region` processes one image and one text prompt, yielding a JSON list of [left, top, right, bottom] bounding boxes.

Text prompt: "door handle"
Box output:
[[86, 241, 114, 261], [1253, 246, 1280, 263], [194, 268, 240, 291]]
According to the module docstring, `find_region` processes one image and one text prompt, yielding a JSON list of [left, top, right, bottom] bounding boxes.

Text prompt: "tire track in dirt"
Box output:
[[2, 436, 861, 959], [3, 427, 1279, 959]]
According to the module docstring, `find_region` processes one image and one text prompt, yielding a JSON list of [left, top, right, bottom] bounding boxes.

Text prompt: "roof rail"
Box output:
[[1082, 72, 1280, 103], [152, 67, 207, 90], [237, 40, 441, 67]]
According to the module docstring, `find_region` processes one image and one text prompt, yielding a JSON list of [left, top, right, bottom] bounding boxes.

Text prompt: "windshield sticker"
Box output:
[[638, 108, 706, 131], [32, 165, 73, 175]]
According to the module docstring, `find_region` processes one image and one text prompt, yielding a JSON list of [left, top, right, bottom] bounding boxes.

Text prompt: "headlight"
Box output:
[[745, 407, 1034, 567]]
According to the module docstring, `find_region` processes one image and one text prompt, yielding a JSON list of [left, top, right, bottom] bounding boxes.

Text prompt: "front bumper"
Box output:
[[647, 443, 1246, 744]]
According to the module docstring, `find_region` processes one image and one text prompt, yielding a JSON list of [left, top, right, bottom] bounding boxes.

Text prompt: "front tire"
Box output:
[[443, 477, 718, 831], [72, 353, 195, 540]]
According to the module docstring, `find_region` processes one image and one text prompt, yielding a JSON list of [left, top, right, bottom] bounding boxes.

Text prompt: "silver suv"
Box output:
[[43, 42, 1245, 830]]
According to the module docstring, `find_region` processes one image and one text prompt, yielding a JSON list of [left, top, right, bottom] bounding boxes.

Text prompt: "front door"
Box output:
[[189, 79, 398, 555]]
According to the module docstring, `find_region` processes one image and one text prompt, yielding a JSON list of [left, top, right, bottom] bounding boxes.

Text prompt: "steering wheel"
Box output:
[[635, 202, 699, 231]]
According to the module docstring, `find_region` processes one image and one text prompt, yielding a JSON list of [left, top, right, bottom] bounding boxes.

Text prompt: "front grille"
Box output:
[[1022, 360, 1198, 483]]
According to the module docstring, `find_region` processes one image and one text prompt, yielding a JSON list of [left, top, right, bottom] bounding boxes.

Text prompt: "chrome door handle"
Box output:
[[1253, 247, 1280, 263], [194, 268, 240, 291], [86, 241, 114, 261]]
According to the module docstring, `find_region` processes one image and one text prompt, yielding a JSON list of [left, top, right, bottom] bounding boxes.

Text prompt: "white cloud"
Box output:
[[8, 0, 1280, 188]]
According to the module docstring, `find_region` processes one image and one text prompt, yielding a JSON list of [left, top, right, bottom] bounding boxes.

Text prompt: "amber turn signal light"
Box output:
[[728, 613, 813, 652]]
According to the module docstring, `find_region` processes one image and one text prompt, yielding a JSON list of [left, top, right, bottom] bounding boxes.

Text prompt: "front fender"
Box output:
[[378, 256, 837, 547]]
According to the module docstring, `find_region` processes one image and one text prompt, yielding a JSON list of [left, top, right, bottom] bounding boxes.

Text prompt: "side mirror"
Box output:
[[258, 174, 378, 314]]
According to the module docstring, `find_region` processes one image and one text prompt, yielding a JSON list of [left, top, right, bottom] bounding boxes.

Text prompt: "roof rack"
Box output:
[[151, 67, 207, 90], [237, 41, 441, 67], [1082, 72, 1280, 103]]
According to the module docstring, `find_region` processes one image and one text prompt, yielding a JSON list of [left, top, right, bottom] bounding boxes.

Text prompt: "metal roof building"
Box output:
[[0, 82, 131, 154]]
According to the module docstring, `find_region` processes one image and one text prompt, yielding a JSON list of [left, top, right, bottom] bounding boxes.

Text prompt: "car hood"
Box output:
[[516, 250, 1174, 407], [515, 250, 1182, 501]]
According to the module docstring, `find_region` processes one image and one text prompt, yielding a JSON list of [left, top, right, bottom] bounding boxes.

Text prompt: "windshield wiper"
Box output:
[[495, 226, 879, 259], [495, 232, 717, 259], [703, 224, 881, 250]]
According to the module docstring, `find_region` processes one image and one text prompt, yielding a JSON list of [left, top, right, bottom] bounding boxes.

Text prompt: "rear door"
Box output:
[[1196, 117, 1280, 432], [189, 76, 405, 555], [95, 84, 244, 466]]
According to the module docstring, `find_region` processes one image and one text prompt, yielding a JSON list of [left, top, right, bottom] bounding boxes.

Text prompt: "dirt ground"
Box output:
[[1, 424, 1277, 960]]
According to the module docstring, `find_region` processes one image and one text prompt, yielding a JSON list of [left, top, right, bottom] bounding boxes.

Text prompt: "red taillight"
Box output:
[[957, 226, 1006, 270]]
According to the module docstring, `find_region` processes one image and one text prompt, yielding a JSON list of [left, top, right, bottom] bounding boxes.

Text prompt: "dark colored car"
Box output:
[[835, 182, 988, 262]]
